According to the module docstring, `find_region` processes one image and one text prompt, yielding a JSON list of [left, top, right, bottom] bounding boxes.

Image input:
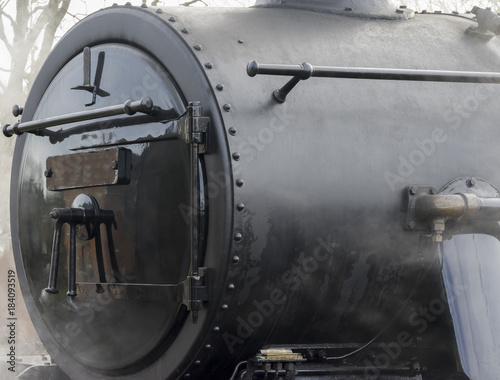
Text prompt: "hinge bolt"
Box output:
[[409, 186, 418, 195], [466, 178, 476, 188]]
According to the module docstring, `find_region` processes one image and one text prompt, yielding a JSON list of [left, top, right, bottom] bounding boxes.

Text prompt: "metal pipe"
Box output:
[[414, 193, 500, 222], [3, 97, 154, 137], [247, 61, 500, 83]]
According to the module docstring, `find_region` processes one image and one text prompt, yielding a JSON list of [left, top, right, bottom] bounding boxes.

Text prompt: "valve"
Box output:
[[45, 194, 120, 297]]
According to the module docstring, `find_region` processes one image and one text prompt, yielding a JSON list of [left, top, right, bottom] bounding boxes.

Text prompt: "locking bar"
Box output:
[[247, 60, 500, 103], [3, 97, 156, 137]]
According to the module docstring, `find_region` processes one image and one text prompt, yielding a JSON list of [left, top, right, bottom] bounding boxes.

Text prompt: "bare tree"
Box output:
[[0, 0, 74, 121]]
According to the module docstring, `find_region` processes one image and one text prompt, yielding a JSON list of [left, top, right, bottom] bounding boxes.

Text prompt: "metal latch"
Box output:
[[182, 267, 211, 323]]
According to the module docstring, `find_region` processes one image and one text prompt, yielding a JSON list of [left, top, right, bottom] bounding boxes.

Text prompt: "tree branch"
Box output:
[[0, 7, 15, 26], [0, 11, 13, 54], [181, 0, 208, 6]]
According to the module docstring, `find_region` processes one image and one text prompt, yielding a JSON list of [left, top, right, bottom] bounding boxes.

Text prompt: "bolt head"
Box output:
[[409, 186, 418, 195], [466, 178, 476, 188]]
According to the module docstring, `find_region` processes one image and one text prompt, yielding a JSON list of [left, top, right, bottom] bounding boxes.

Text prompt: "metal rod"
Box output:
[[247, 60, 500, 83], [94, 227, 106, 294], [45, 220, 63, 294], [105, 222, 120, 283], [67, 224, 77, 297], [3, 97, 155, 137]]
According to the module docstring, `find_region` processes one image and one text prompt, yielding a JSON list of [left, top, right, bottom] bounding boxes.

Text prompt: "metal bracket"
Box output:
[[404, 181, 500, 242], [71, 47, 110, 106]]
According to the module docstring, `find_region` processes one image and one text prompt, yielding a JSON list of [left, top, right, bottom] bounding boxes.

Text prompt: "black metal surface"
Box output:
[[4, 3, 500, 380], [253, 0, 415, 20]]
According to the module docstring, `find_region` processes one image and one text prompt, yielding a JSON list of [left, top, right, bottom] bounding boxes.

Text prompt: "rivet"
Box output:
[[396, 8, 404, 13], [182, 27, 189, 34], [216, 84, 224, 91], [141, 3, 147, 8], [223, 103, 231, 112], [237, 203, 245, 211], [125, 2, 131, 5], [344, 7, 352, 11], [155, 8, 163, 14], [194, 44, 202, 51], [232, 152, 240, 161], [429, 188, 437, 195], [194, 360, 201, 366], [184, 374, 190, 378], [409, 186, 418, 195], [408, 221, 416, 229], [232, 255, 240, 264], [236, 178, 244, 187], [221, 304, 229, 310], [205, 62, 213, 69], [205, 344, 212, 349], [213, 326, 220, 332], [227, 283, 235, 291], [112, 3, 118, 6], [400, 5, 407, 8], [434, 10, 442, 14], [228, 127, 236, 135], [466, 178, 476, 188], [452, 11, 459, 14], [44, 168, 53, 178], [238, 39, 244, 44], [234, 233, 243, 241], [168, 15, 175, 21]]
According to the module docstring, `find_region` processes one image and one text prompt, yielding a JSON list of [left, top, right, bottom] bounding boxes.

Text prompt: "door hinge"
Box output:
[[182, 267, 211, 323]]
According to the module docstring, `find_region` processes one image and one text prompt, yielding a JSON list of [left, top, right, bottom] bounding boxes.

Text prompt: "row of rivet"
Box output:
[[179, 19, 215, 378], [186, 34, 247, 378]]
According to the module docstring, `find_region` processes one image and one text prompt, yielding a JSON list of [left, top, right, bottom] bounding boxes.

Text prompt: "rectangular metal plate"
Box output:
[[46, 147, 131, 191]]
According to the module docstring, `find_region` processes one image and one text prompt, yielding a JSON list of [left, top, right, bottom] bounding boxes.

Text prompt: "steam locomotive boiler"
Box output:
[[3, 0, 500, 379]]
